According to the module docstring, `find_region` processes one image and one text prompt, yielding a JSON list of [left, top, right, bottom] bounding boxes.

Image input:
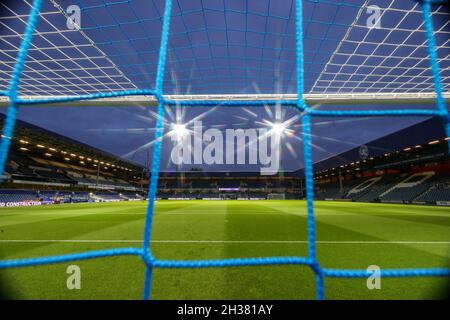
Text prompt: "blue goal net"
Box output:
[[0, 0, 449, 299]]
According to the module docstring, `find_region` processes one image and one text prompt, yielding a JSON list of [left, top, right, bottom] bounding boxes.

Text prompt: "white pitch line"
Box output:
[[0, 240, 449, 244]]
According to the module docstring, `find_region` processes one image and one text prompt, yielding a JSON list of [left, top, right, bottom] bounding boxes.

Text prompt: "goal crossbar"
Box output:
[[1, 92, 449, 107]]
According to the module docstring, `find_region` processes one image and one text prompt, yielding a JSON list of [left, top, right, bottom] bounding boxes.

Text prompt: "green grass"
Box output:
[[0, 200, 449, 300]]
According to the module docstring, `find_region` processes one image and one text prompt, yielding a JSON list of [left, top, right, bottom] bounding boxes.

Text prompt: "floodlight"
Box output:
[[270, 122, 286, 136], [171, 123, 188, 138]]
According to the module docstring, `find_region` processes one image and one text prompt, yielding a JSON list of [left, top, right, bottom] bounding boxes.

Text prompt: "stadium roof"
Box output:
[[307, 116, 448, 174], [0, 113, 144, 173]]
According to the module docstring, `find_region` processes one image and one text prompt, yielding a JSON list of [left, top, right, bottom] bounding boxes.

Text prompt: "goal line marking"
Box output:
[[0, 240, 449, 244]]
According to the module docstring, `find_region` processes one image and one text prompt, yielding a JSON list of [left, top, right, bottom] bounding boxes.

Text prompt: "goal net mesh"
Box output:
[[0, 0, 449, 300], [267, 193, 286, 200]]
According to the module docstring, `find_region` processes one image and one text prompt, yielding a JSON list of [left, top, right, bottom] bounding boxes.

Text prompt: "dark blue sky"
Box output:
[[3, 105, 433, 172]]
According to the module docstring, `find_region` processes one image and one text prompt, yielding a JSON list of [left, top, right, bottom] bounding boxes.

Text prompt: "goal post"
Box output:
[[1, 92, 449, 107], [219, 193, 237, 200], [267, 193, 286, 200]]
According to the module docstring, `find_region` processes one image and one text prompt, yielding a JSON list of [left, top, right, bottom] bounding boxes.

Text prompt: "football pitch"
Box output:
[[0, 200, 449, 300]]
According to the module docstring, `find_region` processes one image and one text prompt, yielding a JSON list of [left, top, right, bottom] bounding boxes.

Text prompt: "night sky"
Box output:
[[1, 105, 434, 172]]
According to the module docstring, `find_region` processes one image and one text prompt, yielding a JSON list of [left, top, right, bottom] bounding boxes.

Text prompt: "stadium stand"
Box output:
[[1, 115, 448, 206], [38, 190, 58, 200], [191, 180, 214, 189], [0, 115, 148, 205], [56, 191, 73, 203], [311, 118, 450, 205], [71, 192, 91, 203], [243, 180, 266, 189], [120, 192, 145, 201], [0, 189, 38, 204], [414, 176, 450, 204], [353, 175, 404, 202], [93, 191, 123, 202], [379, 172, 435, 203], [346, 177, 381, 200], [0, 114, 143, 191]]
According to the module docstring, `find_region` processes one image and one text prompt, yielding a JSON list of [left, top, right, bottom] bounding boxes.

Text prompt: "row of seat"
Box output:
[[316, 172, 450, 203]]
